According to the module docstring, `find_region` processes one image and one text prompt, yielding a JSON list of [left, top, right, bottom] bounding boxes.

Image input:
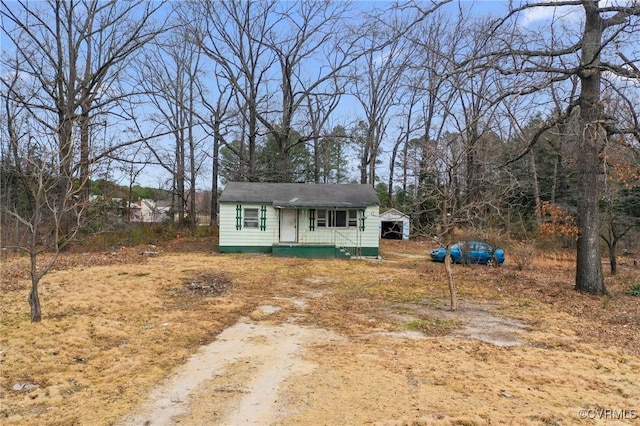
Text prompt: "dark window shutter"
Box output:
[[309, 209, 315, 231], [260, 206, 267, 231], [360, 209, 366, 231], [236, 204, 242, 230]]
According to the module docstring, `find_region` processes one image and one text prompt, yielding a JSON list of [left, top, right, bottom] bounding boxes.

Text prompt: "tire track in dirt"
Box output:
[[118, 307, 340, 425]]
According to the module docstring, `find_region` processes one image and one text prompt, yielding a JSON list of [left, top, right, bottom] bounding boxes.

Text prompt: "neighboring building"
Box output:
[[185, 190, 214, 225], [218, 182, 380, 258], [380, 208, 410, 240], [129, 198, 171, 223]]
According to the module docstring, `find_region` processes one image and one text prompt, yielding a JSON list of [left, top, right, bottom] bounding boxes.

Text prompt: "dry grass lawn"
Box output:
[[1, 238, 639, 425]]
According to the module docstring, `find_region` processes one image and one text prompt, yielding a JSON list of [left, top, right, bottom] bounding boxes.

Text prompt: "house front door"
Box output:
[[280, 209, 297, 243]]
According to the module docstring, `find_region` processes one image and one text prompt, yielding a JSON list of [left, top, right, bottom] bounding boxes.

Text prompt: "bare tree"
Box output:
[[1, 0, 166, 231], [257, 1, 365, 182], [414, 125, 518, 311], [306, 92, 343, 184], [192, 0, 365, 183], [1, 0, 166, 321], [191, 0, 277, 182], [115, 143, 150, 221], [3, 73, 88, 322], [600, 91, 640, 274], [133, 27, 208, 227], [395, 9, 464, 211], [600, 150, 640, 275], [198, 75, 236, 226], [488, 0, 640, 294], [347, 13, 410, 186]]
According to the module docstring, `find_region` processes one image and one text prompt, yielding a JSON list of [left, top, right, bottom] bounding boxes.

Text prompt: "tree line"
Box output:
[[1, 0, 639, 320]]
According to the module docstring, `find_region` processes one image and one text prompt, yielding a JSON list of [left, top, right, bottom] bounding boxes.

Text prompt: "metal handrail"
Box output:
[[334, 230, 361, 257]]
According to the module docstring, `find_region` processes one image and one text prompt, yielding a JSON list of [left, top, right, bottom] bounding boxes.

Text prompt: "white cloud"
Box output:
[[519, 1, 583, 27], [519, 0, 638, 27]]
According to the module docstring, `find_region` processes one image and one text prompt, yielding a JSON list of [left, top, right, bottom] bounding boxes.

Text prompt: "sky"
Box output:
[[0, 0, 553, 191], [2, 0, 633, 193], [126, 1, 516, 190]]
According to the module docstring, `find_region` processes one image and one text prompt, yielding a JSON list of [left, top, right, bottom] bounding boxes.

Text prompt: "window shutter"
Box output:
[[360, 209, 366, 231], [260, 206, 267, 231], [236, 204, 242, 230], [309, 209, 315, 231]]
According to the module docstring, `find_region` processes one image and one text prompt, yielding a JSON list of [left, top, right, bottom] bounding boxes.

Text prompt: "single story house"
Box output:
[[380, 208, 410, 240], [218, 182, 380, 258]]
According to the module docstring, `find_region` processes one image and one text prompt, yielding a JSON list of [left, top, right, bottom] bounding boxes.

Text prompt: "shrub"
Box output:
[[627, 284, 640, 297], [509, 240, 536, 270]]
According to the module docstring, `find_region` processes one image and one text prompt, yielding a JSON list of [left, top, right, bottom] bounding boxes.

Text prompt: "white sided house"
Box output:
[[218, 182, 380, 258]]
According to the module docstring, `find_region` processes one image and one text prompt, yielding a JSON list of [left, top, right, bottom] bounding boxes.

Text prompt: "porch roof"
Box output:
[[219, 182, 379, 208]]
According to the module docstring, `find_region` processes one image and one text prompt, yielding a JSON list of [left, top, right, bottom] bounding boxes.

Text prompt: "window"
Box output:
[[474, 243, 489, 252], [243, 208, 259, 228], [348, 210, 358, 227], [317, 209, 327, 227], [332, 210, 347, 227], [316, 209, 359, 228]]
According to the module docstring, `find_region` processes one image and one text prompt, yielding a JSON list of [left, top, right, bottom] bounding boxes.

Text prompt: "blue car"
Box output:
[[430, 241, 505, 266]]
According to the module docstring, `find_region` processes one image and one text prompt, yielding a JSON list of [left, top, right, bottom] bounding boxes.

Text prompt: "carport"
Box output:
[[380, 208, 410, 240]]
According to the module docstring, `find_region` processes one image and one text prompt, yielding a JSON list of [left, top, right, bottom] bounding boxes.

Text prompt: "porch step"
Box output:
[[336, 248, 352, 259]]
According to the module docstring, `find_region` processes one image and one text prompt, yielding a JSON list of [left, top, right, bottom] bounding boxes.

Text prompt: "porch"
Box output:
[[272, 230, 365, 259]]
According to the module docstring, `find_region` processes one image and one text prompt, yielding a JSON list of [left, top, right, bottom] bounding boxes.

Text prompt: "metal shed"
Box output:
[[379, 208, 410, 240]]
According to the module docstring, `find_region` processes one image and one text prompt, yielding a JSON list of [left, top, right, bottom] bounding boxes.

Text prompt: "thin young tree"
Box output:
[[600, 134, 640, 274], [3, 74, 88, 322]]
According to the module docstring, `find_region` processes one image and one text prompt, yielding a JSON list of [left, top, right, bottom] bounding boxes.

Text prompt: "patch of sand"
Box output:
[[118, 311, 341, 425]]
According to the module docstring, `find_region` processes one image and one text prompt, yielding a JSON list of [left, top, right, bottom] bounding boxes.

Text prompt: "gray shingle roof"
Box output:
[[219, 182, 379, 208]]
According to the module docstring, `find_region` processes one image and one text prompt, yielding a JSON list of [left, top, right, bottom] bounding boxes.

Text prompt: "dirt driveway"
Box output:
[[119, 312, 339, 425]]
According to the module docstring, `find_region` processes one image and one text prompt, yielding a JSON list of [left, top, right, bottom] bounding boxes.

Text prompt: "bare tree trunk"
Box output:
[[360, 144, 369, 184], [28, 205, 42, 322], [189, 136, 197, 228], [529, 150, 542, 224], [444, 247, 457, 311], [575, 1, 606, 295], [388, 142, 400, 206], [79, 26, 94, 203], [551, 151, 558, 204], [28, 285, 42, 322], [401, 138, 409, 209], [188, 66, 197, 228], [313, 137, 321, 184], [607, 236, 618, 276], [79, 98, 91, 202], [368, 126, 377, 186], [211, 123, 220, 226], [176, 127, 185, 225]]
